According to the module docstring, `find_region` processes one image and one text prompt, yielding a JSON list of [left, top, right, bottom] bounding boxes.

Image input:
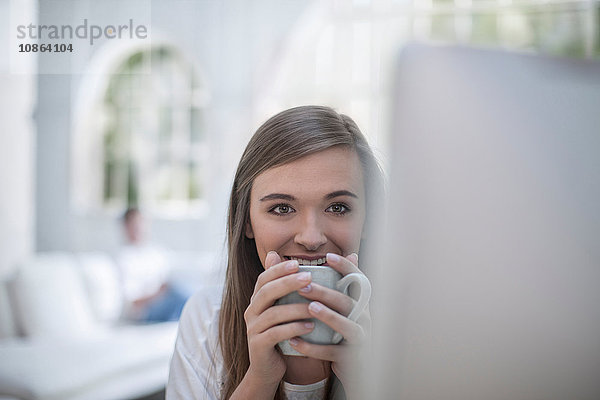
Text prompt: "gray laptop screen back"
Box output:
[[367, 44, 600, 400]]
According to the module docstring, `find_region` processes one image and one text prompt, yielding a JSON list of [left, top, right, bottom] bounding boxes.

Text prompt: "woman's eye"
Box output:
[[269, 204, 295, 215], [326, 203, 350, 215]]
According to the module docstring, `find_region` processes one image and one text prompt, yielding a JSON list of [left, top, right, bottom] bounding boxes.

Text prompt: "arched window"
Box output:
[[73, 44, 210, 218]]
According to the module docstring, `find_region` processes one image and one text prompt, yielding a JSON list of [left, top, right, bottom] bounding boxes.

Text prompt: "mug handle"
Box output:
[[332, 272, 372, 344]]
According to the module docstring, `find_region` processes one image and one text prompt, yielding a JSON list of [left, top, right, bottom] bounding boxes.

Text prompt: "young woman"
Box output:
[[167, 105, 384, 400]]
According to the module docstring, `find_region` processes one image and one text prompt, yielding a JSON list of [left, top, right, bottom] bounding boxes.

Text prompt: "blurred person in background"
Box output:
[[118, 207, 189, 322]]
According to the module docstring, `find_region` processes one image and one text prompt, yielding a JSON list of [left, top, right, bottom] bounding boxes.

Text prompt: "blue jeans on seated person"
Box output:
[[142, 284, 189, 323]]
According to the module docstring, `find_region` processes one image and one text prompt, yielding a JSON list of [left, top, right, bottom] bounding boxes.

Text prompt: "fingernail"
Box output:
[[299, 284, 312, 293], [289, 338, 299, 346], [297, 271, 311, 281], [265, 251, 277, 265], [287, 260, 299, 271], [309, 301, 323, 313], [304, 322, 314, 329], [327, 253, 340, 263], [348, 253, 359, 265]]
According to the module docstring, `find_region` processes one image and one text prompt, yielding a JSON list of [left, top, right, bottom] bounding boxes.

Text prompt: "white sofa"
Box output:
[[0, 251, 223, 400]]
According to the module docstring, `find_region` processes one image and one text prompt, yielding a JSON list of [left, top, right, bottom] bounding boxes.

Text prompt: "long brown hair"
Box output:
[[219, 105, 384, 399]]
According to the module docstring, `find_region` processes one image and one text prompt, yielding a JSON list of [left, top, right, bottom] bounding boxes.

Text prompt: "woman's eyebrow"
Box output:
[[259, 190, 358, 202], [259, 193, 296, 202], [325, 190, 358, 199]]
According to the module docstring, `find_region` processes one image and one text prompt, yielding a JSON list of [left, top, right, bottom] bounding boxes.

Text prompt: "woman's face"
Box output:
[[247, 146, 366, 269]]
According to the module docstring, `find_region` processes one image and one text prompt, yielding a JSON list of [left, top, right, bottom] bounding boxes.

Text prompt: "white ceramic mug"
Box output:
[[276, 265, 371, 356]]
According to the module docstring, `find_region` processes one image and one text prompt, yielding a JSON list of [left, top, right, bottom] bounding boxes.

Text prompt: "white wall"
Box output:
[[0, 0, 36, 276]]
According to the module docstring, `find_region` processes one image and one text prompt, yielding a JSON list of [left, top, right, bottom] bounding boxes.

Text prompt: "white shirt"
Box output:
[[167, 288, 330, 400], [117, 244, 169, 302], [167, 288, 224, 400], [283, 379, 328, 400]]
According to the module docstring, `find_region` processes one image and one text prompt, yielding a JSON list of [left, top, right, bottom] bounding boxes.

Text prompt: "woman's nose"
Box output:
[[294, 213, 327, 251]]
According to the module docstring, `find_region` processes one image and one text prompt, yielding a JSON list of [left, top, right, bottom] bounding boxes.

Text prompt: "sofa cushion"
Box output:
[[77, 252, 123, 324], [12, 253, 99, 340], [0, 322, 178, 400]]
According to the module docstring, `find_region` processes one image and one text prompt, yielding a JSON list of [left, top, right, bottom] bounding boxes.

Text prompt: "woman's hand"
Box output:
[[239, 251, 316, 394], [288, 253, 371, 396]]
